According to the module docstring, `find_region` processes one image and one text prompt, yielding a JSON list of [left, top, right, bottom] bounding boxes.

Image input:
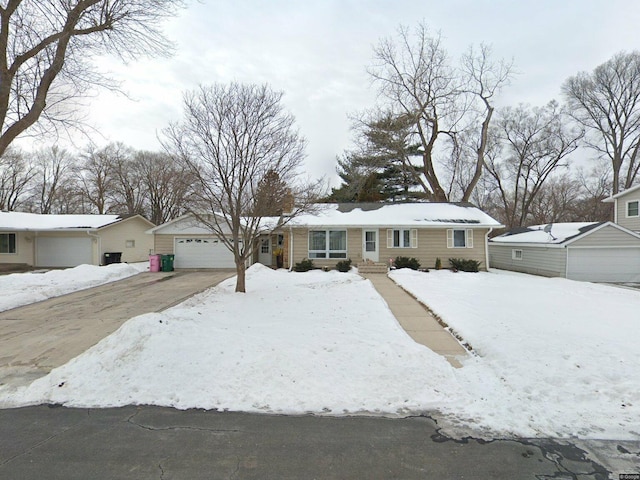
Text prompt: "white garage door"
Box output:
[[36, 237, 93, 267], [567, 248, 640, 282], [174, 237, 235, 268]]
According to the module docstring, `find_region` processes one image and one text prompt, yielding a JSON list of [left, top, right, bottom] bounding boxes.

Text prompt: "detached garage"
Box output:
[[489, 222, 640, 283]]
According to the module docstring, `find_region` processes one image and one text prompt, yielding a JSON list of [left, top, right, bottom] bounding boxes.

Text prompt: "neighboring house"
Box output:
[[0, 212, 155, 268], [149, 203, 503, 271], [488, 222, 640, 282], [603, 183, 640, 233]]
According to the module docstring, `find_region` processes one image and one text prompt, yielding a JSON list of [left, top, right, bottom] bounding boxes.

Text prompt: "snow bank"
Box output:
[[0, 263, 148, 312], [390, 268, 640, 440]]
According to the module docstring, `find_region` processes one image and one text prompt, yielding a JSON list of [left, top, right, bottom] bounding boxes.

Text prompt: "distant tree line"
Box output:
[[328, 23, 640, 230], [0, 142, 197, 225]]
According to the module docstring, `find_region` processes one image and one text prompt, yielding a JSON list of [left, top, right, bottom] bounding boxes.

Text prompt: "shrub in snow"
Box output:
[[394, 256, 420, 270], [448, 258, 481, 272], [293, 258, 315, 272], [335, 259, 352, 272], [435, 257, 442, 270]]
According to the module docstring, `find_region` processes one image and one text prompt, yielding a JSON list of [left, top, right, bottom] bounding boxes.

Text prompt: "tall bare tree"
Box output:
[[0, 0, 183, 157], [30, 145, 74, 213], [368, 23, 512, 201], [135, 150, 194, 224], [0, 147, 34, 210], [563, 51, 640, 194], [77, 144, 115, 214], [485, 102, 583, 228], [163, 83, 319, 293]]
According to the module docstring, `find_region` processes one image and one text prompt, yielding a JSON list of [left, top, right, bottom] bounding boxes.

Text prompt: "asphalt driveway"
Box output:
[[0, 270, 234, 390]]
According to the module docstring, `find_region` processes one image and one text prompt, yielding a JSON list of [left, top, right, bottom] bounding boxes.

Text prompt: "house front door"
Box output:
[[362, 230, 379, 262], [258, 236, 272, 266]]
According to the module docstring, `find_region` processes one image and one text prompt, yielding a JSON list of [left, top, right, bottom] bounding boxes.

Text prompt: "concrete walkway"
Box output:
[[361, 274, 468, 368], [0, 270, 234, 389]]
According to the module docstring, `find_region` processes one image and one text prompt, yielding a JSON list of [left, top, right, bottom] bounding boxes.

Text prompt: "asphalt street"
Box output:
[[1, 405, 634, 480]]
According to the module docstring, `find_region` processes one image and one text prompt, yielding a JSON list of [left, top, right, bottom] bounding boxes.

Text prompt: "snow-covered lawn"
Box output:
[[1, 264, 639, 441], [390, 268, 640, 440], [0, 263, 148, 312]]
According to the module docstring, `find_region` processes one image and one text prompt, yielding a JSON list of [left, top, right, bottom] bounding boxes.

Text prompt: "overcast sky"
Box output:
[[50, 0, 640, 186]]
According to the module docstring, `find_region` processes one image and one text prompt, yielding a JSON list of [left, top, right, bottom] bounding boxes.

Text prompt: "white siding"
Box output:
[[614, 189, 640, 232]]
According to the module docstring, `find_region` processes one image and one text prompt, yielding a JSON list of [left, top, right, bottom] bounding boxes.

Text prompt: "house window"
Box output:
[[0, 233, 16, 254], [387, 229, 418, 248], [628, 200, 639, 217], [125, 240, 135, 248], [260, 239, 270, 254], [447, 229, 474, 248], [308, 230, 347, 259], [512, 249, 523, 260]]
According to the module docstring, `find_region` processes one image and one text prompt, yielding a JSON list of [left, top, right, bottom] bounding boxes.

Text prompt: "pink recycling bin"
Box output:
[[149, 254, 161, 272]]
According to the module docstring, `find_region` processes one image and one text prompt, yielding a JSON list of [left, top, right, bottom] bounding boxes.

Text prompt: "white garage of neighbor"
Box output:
[[36, 237, 93, 268], [489, 222, 640, 283]]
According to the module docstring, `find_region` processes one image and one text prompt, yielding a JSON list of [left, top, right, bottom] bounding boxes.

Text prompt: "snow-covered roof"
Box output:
[[0, 211, 122, 230], [490, 222, 602, 245], [602, 183, 640, 202], [287, 203, 502, 228]]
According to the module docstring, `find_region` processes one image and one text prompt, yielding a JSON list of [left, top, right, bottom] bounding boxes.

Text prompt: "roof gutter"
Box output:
[[485, 228, 493, 271]]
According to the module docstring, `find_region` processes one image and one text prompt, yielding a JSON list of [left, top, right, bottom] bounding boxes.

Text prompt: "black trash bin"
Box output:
[[103, 252, 123, 265]]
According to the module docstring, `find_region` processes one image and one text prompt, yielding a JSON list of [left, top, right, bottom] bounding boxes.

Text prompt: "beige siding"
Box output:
[[570, 224, 640, 247], [489, 244, 566, 277], [380, 228, 488, 270], [99, 217, 154, 263], [290, 227, 490, 271], [0, 232, 34, 265], [615, 189, 640, 232], [154, 234, 178, 254]]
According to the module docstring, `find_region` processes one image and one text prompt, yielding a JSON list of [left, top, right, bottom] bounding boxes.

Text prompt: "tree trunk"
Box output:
[[235, 259, 246, 293]]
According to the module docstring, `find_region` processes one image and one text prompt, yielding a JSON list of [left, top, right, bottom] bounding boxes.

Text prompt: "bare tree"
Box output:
[[77, 144, 115, 214], [0, 147, 34, 210], [368, 23, 512, 201], [485, 102, 583, 228], [163, 83, 320, 293], [134, 150, 194, 225], [563, 51, 640, 194], [104, 143, 145, 216], [0, 0, 183, 157], [30, 145, 74, 213]]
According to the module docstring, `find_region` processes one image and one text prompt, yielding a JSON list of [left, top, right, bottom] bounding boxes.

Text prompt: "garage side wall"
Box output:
[[488, 244, 566, 277], [99, 218, 154, 264]]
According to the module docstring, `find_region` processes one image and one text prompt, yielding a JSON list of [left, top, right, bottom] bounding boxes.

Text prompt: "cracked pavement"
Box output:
[[1, 405, 636, 479]]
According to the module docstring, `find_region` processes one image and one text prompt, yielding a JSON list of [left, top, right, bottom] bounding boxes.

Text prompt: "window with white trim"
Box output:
[[0, 233, 16, 254], [512, 249, 523, 260], [386, 229, 418, 248], [308, 230, 347, 259], [446, 229, 474, 248], [627, 200, 639, 217]]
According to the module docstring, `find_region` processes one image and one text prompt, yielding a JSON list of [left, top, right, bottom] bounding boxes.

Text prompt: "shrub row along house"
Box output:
[[488, 184, 640, 283]]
